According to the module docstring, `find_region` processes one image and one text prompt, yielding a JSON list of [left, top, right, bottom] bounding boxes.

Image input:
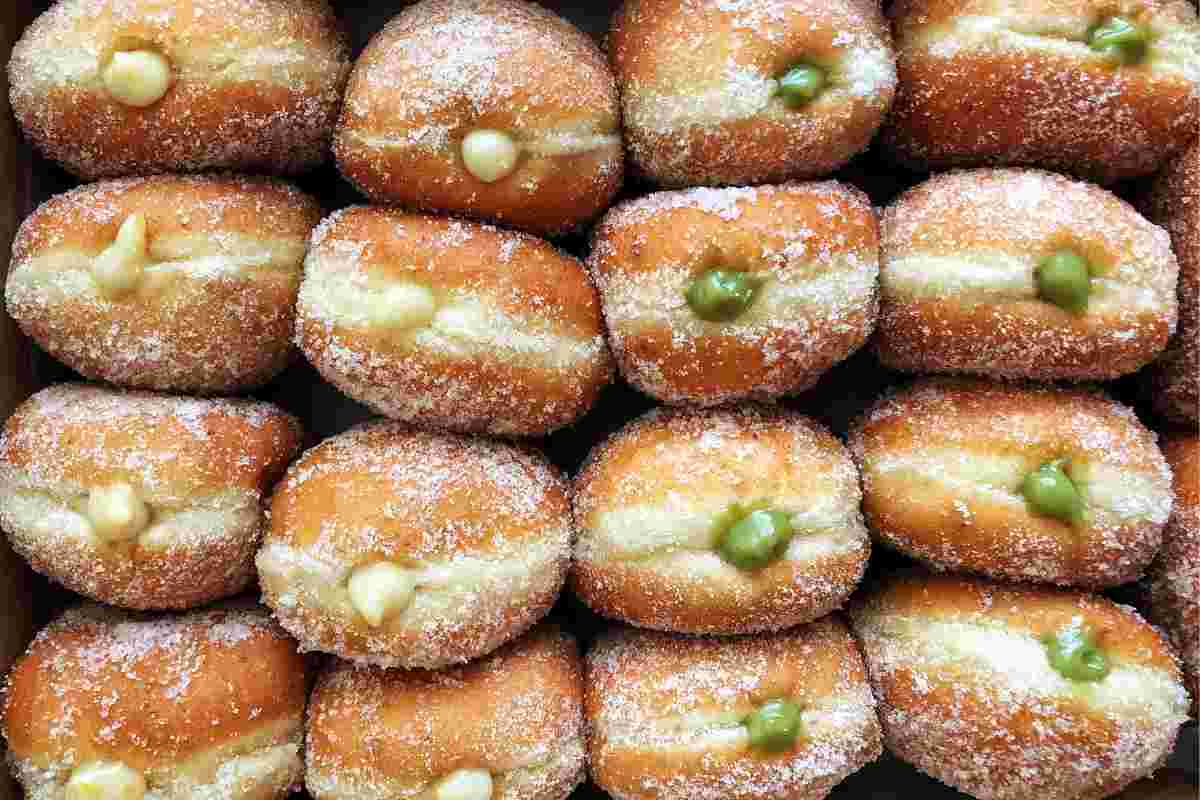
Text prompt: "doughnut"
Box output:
[[848, 377, 1173, 588], [1, 603, 308, 800], [587, 182, 879, 406], [333, 0, 623, 236], [849, 572, 1192, 800], [876, 168, 1179, 381], [1144, 434, 1199, 714], [608, 0, 896, 187], [0, 384, 301, 610], [881, 0, 1200, 183], [584, 617, 882, 800], [256, 421, 572, 668], [6, 175, 321, 394], [1141, 141, 1199, 426], [295, 207, 612, 437], [7, 0, 351, 180], [571, 406, 870, 635], [305, 625, 585, 800]]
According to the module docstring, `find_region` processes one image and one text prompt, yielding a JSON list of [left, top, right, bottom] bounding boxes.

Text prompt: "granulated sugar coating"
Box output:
[[8, 0, 351, 179]]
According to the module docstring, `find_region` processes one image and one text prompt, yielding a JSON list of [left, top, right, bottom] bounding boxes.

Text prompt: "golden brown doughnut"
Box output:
[[8, 0, 351, 180], [588, 182, 879, 405], [1, 603, 309, 800], [256, 421, 572, 668], [333, 0, 623, 236], [849, 572, 1192, 800], [305, 625, 585, 800], [585, 617, 882, 800], [571, 406, 870, 635], [0, 383, 302, 610], [882, 0, 1200, 183], [295, 207, 612, 437], [849, 377, 1173, 588], [6, 175, 321, 394], [1142, 141, 1199, 426], [876, 168, 1179, 381], [608, 0, 896, 187]]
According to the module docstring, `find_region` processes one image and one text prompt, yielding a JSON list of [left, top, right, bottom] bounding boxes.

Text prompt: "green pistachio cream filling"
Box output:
[[745, 699, 803, 752], [1022, 458, 1086, 526], [1035, 249, 1091, 314], [714, 502, 795, 570], [1043, 625, 1111, 682], [685, 269, 763, 322], [1088, 16, 1150, 65], [776, 63, 827, 107]]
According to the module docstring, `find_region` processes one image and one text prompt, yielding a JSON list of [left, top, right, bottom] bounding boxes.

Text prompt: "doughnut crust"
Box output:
[[849, 573, 1192, 800], [1, 604, 309, 800], [571, 406, 870, 635], [256, 421, 572, 668], [1145, 435, 1199, 714], [305, 625, 586, 800], [588, 182, 879, 405], [1142, 142, 1199, 425], [6, 175, 321, 394], [849, 378, 1173, 588], [608, 0, 896, 187], [333, 0, 623, 236], [585, 618, 882, 800], [876, 169, 1179, 381], [0, 384, 302, 610], [8, 0, 351, 180], [882, 0, 1200, 183]]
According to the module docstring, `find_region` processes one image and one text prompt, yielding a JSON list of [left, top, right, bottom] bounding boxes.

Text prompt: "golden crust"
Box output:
[[876, 169, 1179, 381], [8, 0, 351, 179], [849, 377, 1173, 587], [584, 618, 882, 800], [305, 625, 585, 800], [883, 0, 1200, 182], [6, 175, 321, 394], [0, 384, 302, 610], [333, 0, 622, 236], [571, 405, 870, 634], [587, 182, 879, 405], [295, 207, 613, 437]]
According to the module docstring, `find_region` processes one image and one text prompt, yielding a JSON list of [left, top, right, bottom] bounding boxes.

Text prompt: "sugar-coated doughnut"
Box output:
[[257, 421, 572, 668], [849, 573, 1192, 800], [295, 207, 612, 437], [1145, 434, 1199, 714], [876, 169, 1179, 381], [882, 0, 1200, 183], [608, 0, 896, 187], [571, 406, 870, 635], [333, 0, 623, 236], [585, 617, 881, 800], [1142, 141, 1199, 426], [1, 604, 309, 800], [588, 182, 879, 406], [8, 0, 351, 180], [305, 625, 585, 800], [849, 378, 1173, 588], [6, 175, 321, 394], [0, 384, 301, 610]]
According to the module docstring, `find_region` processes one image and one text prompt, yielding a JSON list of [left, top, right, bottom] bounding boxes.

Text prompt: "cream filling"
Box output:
[[344, 124, 621, 159]]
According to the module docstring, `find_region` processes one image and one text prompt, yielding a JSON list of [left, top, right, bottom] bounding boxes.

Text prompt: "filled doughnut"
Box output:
[[295, 207, 612, 437], [571, 406, 870, 635], [333, 0, 623, 236], [849, 572, 1192, 800], [1141, 141, 1199, 426], [588, 182, 879, 405], [882, 0, 1200, 183], [608, 0, 896, 187], [585, 617, 881, 800], [0, 384, 302, 610], [6, 175, 321, 394], [1, 604, 309, 800], [7, 0, 351, 180], [849, 377, 1173, 588], [305, 625, 585, 800], [876, 168, 1179, 381], [256, 421, 572, 668]]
